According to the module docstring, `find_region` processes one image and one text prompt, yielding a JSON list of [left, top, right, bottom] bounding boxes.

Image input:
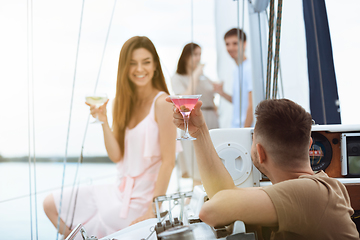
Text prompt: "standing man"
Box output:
[[213, 28, 253, 128]]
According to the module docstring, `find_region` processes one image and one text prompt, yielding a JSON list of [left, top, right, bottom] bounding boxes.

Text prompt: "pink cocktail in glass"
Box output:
[[170, 95, 202, 140]]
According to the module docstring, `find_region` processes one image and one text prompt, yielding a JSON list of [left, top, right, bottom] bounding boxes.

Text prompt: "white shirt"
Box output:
[[231, 59, 252, 128]]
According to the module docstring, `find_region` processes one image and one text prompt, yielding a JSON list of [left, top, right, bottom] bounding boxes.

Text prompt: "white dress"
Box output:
[[53, 92, 179, 239]]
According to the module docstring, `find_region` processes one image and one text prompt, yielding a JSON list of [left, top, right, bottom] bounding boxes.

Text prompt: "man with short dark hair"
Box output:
[[213, 28, 253, 128], [166, 97, 359, 239]]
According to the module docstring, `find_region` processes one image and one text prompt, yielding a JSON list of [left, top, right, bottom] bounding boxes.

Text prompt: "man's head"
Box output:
[[251, 99, 313, 173], [224, 28, 247, 62]]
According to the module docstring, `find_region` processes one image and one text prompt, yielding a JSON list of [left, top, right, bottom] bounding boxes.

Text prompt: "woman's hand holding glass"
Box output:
[[85, 99, 110, 124], [212, 80, 224, 94], [193, 63, 204, 81]]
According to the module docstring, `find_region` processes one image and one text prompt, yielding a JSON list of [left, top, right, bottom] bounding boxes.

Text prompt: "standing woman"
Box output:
[[43, 36, 178, 239], [171, 43, 218, 186]]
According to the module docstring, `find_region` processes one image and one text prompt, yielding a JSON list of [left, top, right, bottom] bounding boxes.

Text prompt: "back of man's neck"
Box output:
[[270, 169, 315, 184]]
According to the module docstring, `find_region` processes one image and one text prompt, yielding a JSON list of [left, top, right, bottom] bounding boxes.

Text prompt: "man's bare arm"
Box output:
[[243, 91, 253, 127], [193, 123, 236, 198], [199, 187, 278, 227], [166, 97, 235, 198]]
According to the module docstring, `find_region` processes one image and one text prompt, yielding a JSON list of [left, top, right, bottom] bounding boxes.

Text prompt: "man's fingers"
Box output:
[[193, 100, 203, 114], [173, 110, 183, 119], [173, 119, 184, 131], [165, 96, 172, 103], [173, 106, 180, 113], [166, 97, 178, 113]]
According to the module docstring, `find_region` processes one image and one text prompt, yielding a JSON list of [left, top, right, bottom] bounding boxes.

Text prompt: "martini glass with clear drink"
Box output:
[[170, 94, 202, 140], [85, 93, 108, 124]]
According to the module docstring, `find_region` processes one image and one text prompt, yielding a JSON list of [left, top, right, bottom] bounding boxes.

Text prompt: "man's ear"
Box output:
[[309, 137, 313, 149], [256, 143, 267, 164]]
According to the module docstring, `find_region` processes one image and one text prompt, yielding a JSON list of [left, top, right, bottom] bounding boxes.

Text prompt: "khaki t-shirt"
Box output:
[[262, 171, 359, 240]]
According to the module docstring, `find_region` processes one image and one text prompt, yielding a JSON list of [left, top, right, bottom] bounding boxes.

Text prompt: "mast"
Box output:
[[247, 0, 269, 112]]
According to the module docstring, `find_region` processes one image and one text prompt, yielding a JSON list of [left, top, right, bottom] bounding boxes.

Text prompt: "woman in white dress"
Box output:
[[171, 43, 219, 186], [43, 36, 178, 239]]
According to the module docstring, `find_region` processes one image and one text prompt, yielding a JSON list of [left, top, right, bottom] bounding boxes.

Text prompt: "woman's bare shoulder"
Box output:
[[155, 92, 169, 107]]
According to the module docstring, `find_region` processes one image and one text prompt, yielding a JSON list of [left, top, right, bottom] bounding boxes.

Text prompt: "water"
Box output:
[[0, 162, 191, 239]]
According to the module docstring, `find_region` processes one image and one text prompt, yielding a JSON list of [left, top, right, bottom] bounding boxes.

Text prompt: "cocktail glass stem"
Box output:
[[91, 105, 103, 124], [170, 94, 201, 141], [182, 113, 191, 139]]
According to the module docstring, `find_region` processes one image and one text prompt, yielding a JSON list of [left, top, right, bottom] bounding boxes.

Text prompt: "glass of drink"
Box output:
[[199, 75, 207, 81], [85, 93, 108, 124], [198, 63, 206, 81], [170, 94, 202, 140]]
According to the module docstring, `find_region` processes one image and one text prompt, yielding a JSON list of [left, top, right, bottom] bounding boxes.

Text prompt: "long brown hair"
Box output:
[[176, 42, 200, 75], [112, 36, 169, 157]]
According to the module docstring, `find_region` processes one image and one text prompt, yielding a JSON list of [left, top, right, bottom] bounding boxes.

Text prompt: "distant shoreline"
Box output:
[[0, 156, 112, 163]]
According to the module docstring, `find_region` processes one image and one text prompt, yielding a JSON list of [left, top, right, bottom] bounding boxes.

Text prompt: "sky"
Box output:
[[0, 0, 218, 157], [0, 0, 359, 158]]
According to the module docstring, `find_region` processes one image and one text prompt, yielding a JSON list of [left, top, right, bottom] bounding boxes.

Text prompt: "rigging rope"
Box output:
[[0, 172, 117, 203], [265, 0, 274, 100], [240, 0, 245, 126], [265, 0, 283, 100], [66, 0, 118, 230], [235, 0, 245, 127], [278, 54, 285, 98], [257, 12, 265, 96], [190, 0, 198, 188], [56, 0, 86, 238], [271, 0, 283, 99], [93, 0, 118, 93], [27, 0, 38, 238]]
